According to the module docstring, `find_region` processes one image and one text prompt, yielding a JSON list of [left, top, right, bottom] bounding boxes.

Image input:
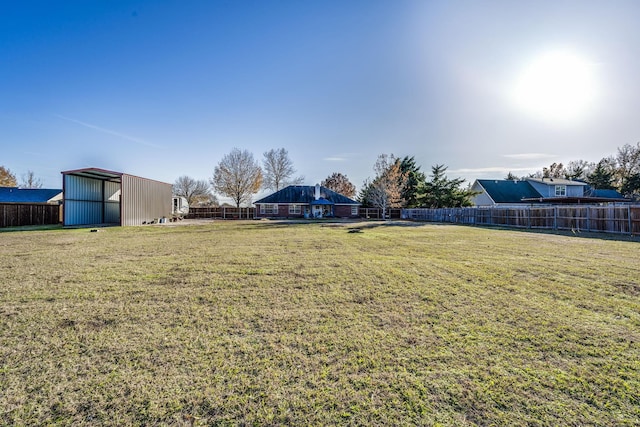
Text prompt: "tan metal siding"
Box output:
[[121, 175, 172, 226]]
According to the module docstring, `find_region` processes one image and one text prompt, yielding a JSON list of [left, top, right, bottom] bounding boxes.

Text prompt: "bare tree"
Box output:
[[0, 166, 17, 187], [20, 170, 43, 189], [199, 193, 220, 207], [615, 142, 640, 195], [173, 175, 212, 206], [321, 172, 356, 198], [564, 160, 594, 181], [360, 154, 407, 219], [542, 162, 565, 178], [211, 148, 263, 208], [262, 148, 304, 191]]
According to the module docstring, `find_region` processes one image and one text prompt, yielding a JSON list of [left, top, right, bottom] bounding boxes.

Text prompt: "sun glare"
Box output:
[[512, 50, 597, 122]]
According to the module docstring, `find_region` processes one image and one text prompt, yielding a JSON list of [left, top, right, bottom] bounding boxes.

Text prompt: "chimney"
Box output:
[[315, 183, 320, 200]]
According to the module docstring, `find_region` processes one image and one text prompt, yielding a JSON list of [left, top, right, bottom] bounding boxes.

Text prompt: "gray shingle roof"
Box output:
[[254, 185, 359, 205]]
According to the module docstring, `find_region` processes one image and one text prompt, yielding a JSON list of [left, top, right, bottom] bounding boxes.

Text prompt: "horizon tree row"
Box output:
[[174, 147, 475, 212], [509, 141, 640, 199], [0, 166, 44, 189], [174, 148, 313, 208], [357, 154, 477, 217], [173, 140, 640, 209]]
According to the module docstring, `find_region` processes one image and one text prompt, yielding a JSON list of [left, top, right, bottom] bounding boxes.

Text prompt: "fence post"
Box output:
[[629, 205, 632, 235]]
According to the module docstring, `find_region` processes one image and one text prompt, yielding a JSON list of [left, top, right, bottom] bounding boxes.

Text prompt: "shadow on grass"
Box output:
[[242, 219, 431, 232], [0, 224, 64, 233], [244, 218, 640, 242], [451, 223, 640, 243]]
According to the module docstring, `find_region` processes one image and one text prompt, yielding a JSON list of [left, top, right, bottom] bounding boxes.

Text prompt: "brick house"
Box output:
[[254, 184, 360, 219]]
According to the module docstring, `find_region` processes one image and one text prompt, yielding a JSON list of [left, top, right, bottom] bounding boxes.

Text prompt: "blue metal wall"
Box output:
[[63, 175, 113, 225]]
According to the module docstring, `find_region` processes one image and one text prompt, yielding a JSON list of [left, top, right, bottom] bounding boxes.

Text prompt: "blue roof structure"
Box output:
[[0, 187, 62, 203], [255, 185, 359, 205], [585, 188, 626, 199], [476, 180, 541, 203], [311, 198, 334, 205]]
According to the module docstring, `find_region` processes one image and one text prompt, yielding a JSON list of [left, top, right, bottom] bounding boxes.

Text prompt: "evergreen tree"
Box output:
[[420, 164, 476, 208], [399, 156, 426, 208], [587, 159, 616, 190]]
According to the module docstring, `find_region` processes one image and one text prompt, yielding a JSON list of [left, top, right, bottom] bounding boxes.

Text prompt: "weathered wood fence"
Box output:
[[403, 205, 640, 235], [0, 203, 61, 228], [186, 207, 256, 220], [187, 206, 402, 220], [357, 208, 402, 220]]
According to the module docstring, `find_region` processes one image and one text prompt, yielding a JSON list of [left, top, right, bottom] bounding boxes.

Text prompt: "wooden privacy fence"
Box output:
[[357, 208, 402, 219], [0, 203, 61, 228], [403, 205, 640, 235], [187, 206, 402, 220], [186, 207, 256, 220]]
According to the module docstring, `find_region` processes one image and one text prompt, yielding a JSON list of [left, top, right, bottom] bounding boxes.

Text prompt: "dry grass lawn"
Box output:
[[0, 221, 639, 425]]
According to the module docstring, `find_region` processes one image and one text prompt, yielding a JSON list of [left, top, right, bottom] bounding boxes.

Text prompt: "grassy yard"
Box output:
[[0, 221, 638, 426]]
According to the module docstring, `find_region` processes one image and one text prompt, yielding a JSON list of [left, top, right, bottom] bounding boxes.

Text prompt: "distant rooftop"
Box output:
[[255, 185, 359, 205], [0, 187, 62, 203], [526, 177, 588, 186], [475, 180, 541, 203]]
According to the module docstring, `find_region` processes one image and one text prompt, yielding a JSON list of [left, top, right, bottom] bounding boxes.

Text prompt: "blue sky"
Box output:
[[2, 1, 640, 198]]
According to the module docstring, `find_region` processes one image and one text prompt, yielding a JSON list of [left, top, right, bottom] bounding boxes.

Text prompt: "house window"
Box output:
[[260, 204, 278, 214], [289, 204, 302, 214], [555, 185, 567, 197], [351, 205, 359, 216]]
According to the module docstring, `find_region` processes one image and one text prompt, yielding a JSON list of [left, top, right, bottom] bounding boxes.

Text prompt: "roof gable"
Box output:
[[254, 185, 359, 205], [526, 177, 588, 186], [476, 180, 541, 203]]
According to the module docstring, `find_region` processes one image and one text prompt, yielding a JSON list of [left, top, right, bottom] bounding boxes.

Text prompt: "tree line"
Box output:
[[5, 141, 640, 209], [357, 154, 476, 217], [173, 147, 476, 211], [0, 167, 43, 189], [509, 142, 640, 198]]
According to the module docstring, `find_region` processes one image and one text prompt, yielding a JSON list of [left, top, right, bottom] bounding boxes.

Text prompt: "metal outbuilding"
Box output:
[[61, 168, 172, 226]]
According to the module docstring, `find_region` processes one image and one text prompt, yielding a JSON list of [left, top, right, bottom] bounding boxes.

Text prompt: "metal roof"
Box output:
[[0, 187, 62, 203], [311, 198, 334, 205], [255, 185, 359, 205], [61, 167, 123, 182], [476, 180, 541, 203], [521, 196, 630, 204], [526, 177, 588, 186], [585, 188, 626, 199]]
